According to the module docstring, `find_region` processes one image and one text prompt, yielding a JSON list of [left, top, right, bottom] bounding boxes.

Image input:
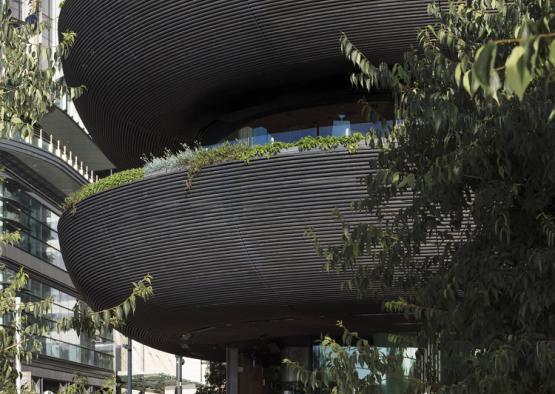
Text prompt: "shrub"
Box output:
[[64, 168, 144, 212], [68, 132, 377, 211], [145, 133, 372, 187], [143, 147, 188, 175]]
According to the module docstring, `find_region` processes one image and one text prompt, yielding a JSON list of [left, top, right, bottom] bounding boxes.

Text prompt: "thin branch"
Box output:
[[493, 32, 555, 45]]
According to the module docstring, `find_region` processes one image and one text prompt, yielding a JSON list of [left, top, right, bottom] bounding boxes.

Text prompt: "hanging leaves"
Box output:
[[505, 45, 533, 100], [0, 260, 152, 391], [0, 2, 81, 138], [304, 0, 555, 392], [473, 42, 498, 88], [57, 274, 153, 337]]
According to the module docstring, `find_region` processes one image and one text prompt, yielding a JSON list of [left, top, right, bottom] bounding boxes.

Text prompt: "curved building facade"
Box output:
[[59, 0, 433, 168], [58, 147, 426, 360], [56, 1, 437, 392]]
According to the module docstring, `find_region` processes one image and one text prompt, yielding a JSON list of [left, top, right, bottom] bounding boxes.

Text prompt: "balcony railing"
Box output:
[[4, 128, 98, 183]]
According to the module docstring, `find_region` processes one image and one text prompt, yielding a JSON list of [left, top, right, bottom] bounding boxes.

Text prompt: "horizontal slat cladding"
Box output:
[[59, 0, 434, 167], [58, 148, 442, 358]]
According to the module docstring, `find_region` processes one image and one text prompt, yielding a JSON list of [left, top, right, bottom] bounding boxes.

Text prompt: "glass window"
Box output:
[[217, 101, 395, 146], [0, 267, 114, 369], [312, 339, 417, 394], [0, 179, 65, 270], [271, 127, 317, 143]]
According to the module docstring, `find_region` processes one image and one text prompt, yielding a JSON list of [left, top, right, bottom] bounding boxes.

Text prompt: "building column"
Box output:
[[15, 297, 22, 394], [226, 347, 239, 394], [126, 338, 132, 394], [175, 355, 183, 394]]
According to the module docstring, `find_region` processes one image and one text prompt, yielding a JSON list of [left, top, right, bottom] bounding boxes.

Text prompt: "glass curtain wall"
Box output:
[[0, 178, 64, 269], [311, 341, 418, 394], [0, 268, 114, 369], [223, 121, 392, 146], [216, 101, 395, 146]]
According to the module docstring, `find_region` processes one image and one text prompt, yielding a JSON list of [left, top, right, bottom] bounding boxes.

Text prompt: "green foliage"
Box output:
[[0, 231, 20, 246], [195, 362, 226, 394], [308, 0, 555, 392], [74, 135, 369, 211], [56, 375, 115, 394], [0, 3, 140, 392], [0, 0, 81, 139], [63, 168, 144, 212], [454, 0, 555, 103], [56, 376, 89, 394], [97, 376, 117, 394], [57, 274, 153, 337], [0, 266, 50, 392], [0, 178, 20, 247], [144, 133, 369, 188], [0, 224, 151, 393], [0, 262, 152, 393], [284, 322, 421, 394]]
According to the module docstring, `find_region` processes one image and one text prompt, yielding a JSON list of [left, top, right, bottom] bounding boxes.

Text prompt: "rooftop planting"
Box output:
[[63, 168, 144, 212], [63, 132, 380, 212]]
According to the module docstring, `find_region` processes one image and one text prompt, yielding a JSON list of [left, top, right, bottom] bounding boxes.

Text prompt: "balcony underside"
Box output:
[[58, 149, 441, 360], [41, 107, 115, 172], [59, 0, 434, 168]]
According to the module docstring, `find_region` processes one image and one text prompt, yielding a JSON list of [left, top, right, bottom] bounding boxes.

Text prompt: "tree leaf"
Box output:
[[454, 63, 463, 88], [549, 39, 555, 66], [505, 46, 532, 101], [463, 70, 473, 95], [473, 42, 497, 88]]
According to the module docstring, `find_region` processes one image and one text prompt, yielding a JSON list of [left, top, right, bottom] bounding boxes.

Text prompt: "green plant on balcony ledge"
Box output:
[[63, 132, 382, 212], [63, 168, 145, 212], [145, 132, 375, 187]]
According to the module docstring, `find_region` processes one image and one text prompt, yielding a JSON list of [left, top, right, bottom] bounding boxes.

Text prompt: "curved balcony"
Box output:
[[3, 128, 98, 183], [0, 126, 102, 200], [58, 147, 437, 360]]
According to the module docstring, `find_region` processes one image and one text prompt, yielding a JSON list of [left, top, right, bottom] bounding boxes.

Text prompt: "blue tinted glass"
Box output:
[[331, 120, 351, 136], [216, 115, 394, 146], [350, 121, 394, 136], [312, 344, 417, 393], [271, 128, 316, 143], [319, 126, 332, 137], [252, 127, 270, 145]]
